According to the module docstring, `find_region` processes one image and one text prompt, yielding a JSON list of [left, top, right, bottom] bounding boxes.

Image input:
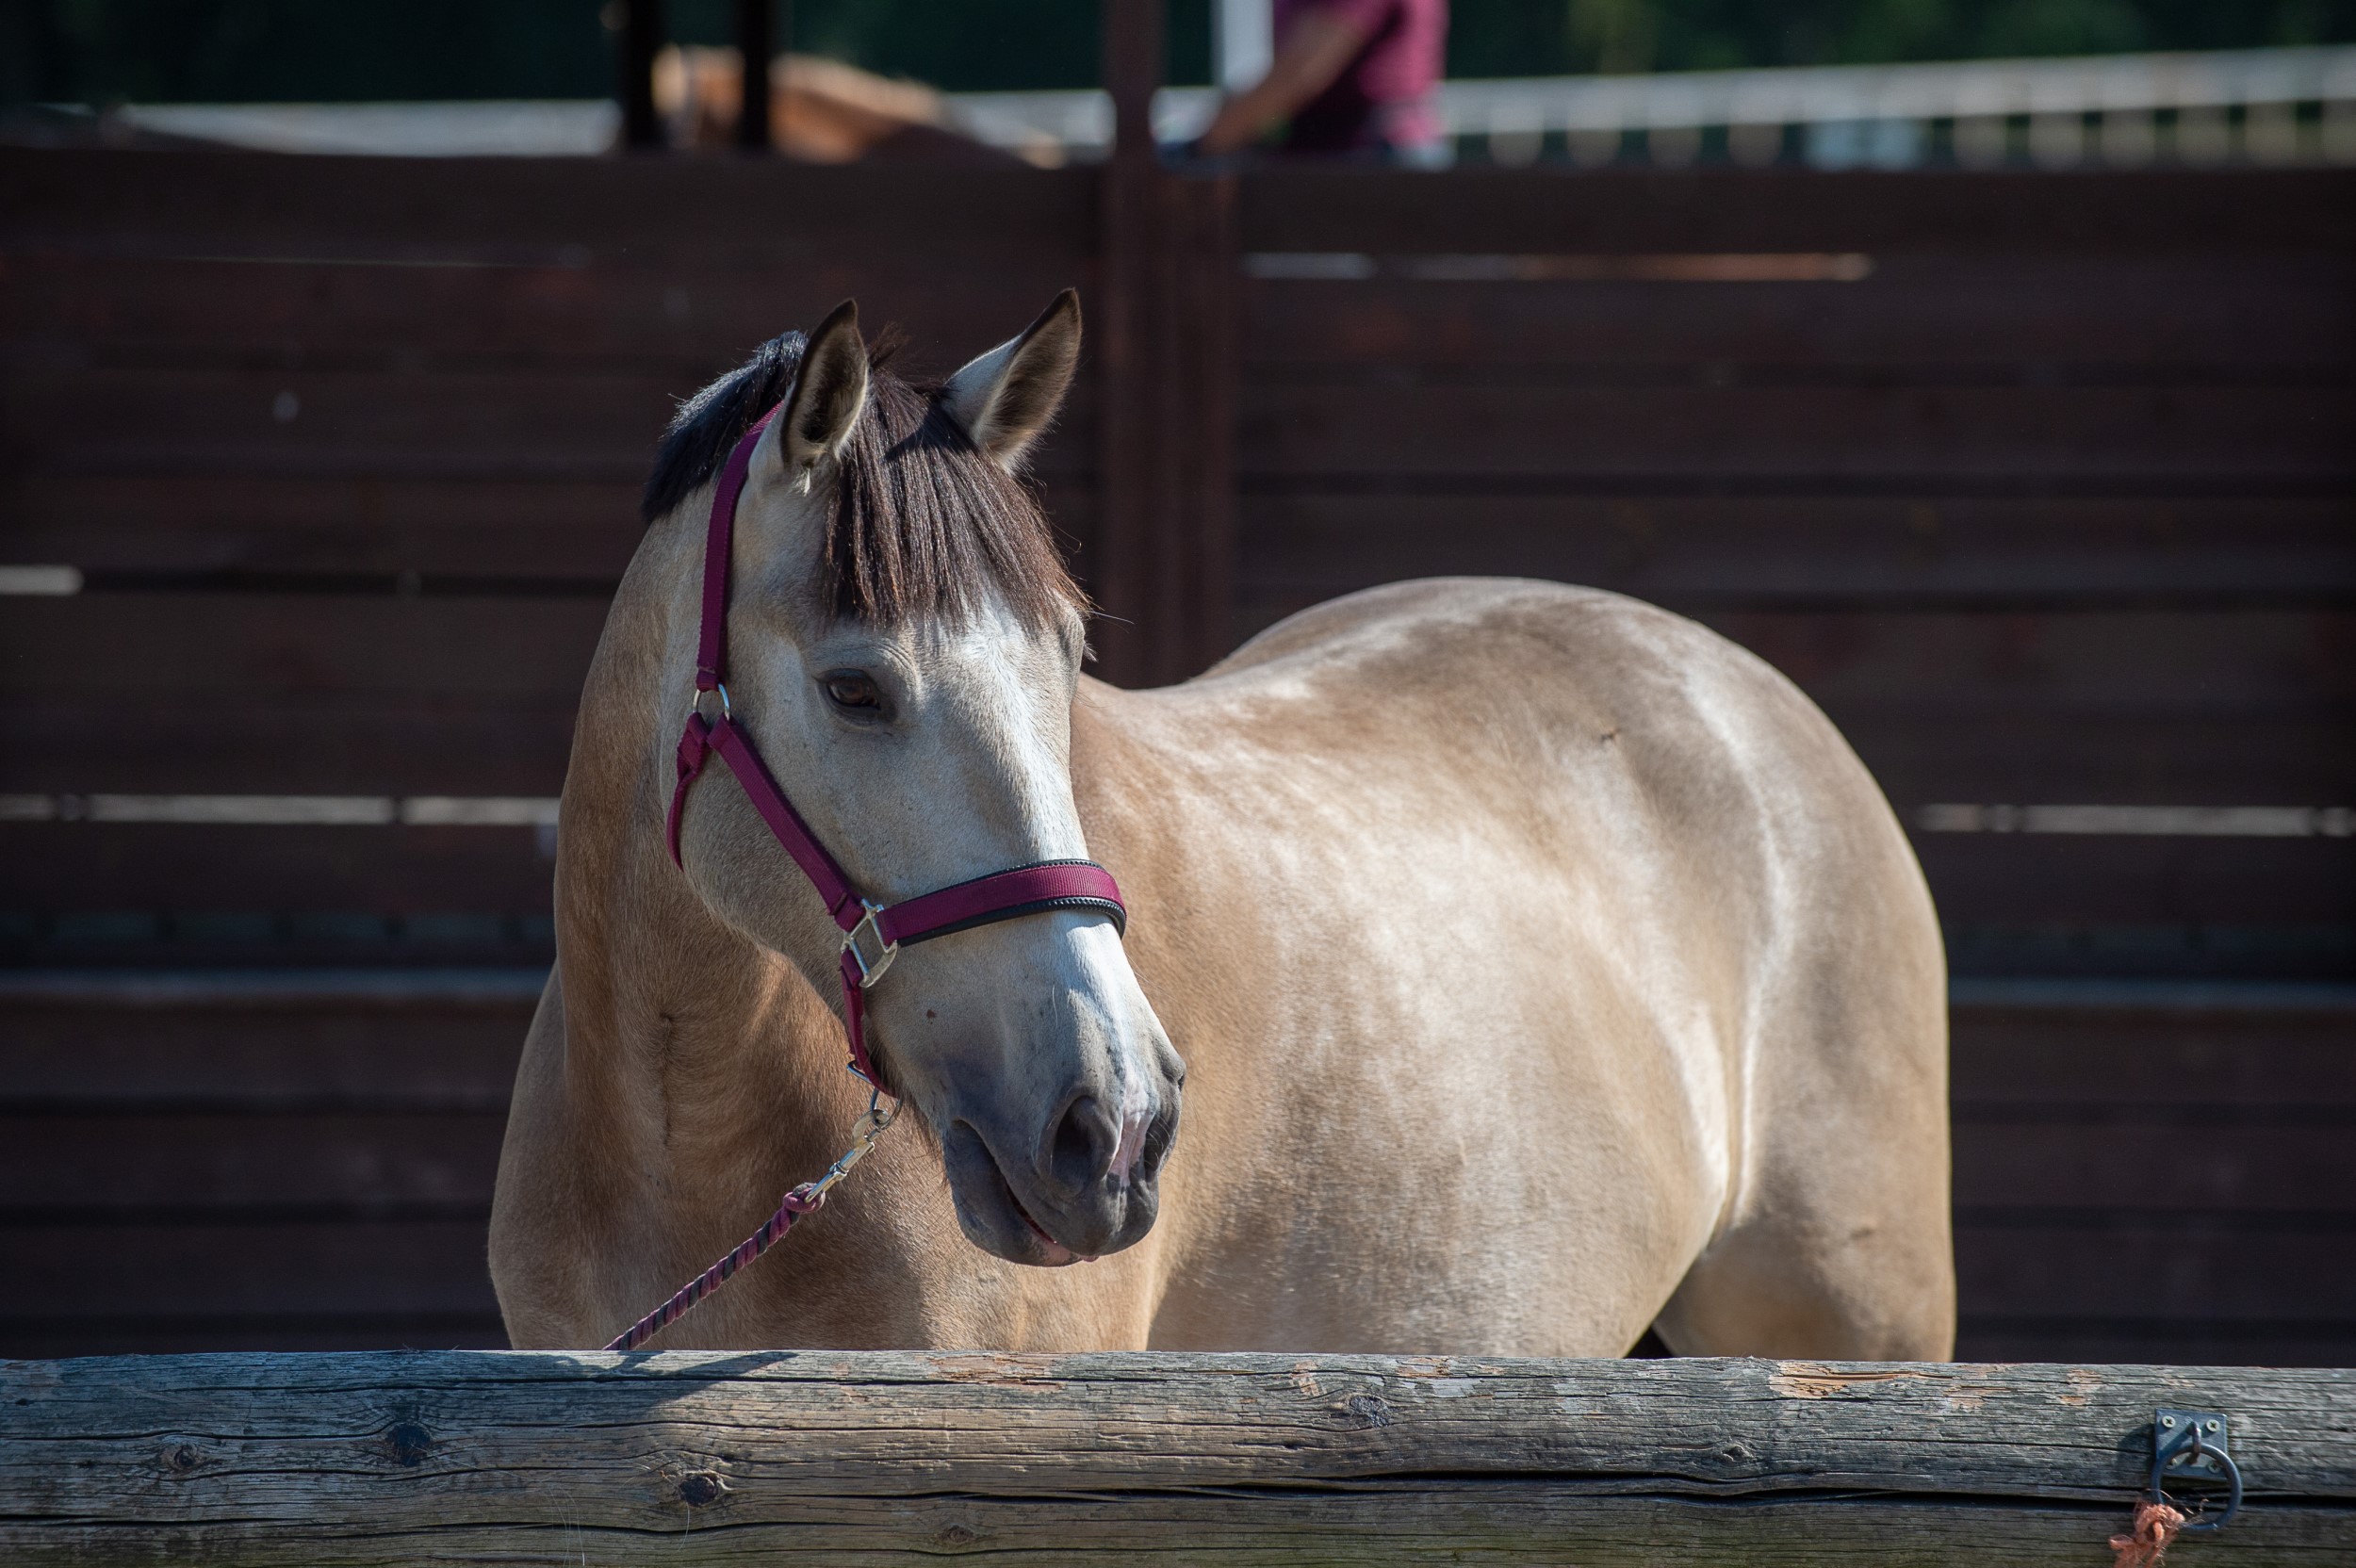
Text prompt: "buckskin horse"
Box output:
[[489, 294, 1955, 1358]]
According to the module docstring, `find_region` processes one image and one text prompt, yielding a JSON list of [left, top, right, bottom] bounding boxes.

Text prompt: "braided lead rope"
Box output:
[[603, 1095, 896, 1353]]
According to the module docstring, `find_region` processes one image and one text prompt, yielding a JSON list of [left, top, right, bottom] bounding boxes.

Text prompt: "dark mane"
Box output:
[[642, 330, 1082, 630]]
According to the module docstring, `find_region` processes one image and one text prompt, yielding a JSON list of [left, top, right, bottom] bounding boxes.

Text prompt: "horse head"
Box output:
[[655, 293, 1183, 1266]]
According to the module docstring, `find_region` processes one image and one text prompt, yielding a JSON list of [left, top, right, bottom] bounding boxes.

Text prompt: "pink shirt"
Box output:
[[1272, 0, 1447, 153]]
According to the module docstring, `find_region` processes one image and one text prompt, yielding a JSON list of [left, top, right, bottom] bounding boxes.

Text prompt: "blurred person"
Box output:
[[1193, 0, 1448, 163]]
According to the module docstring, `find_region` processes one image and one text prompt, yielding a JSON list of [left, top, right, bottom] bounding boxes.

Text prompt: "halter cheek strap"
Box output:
[[663, 405, 1127, 1090]]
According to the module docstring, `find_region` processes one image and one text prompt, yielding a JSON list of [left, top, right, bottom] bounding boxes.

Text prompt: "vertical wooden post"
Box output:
[[1096, 0, 1238, 686], [1095, 0, 1163, 687], [619, 0, 666, 151], [1167, 173, 1236, 675], [734, 0, 773, 152]]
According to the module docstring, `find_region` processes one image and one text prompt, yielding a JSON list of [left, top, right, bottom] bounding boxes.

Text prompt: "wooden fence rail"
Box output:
[[3, 1351, 2351, 1564]]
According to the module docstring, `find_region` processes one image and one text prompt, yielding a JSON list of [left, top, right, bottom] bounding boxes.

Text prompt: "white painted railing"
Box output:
[[955, 44, 2356, 166], [78, 45, 2356, 165]]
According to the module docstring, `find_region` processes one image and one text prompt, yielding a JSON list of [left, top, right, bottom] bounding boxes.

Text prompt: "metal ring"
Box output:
[[688, 682, 732, 724], [2151, 1422, 2244, 1532]]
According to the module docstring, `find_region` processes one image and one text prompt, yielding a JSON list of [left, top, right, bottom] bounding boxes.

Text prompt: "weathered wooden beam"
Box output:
[[3, 1352, 2349, 1564]]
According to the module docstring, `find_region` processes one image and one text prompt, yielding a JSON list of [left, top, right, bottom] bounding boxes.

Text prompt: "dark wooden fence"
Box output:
[[1, 147, 2348, 1364]]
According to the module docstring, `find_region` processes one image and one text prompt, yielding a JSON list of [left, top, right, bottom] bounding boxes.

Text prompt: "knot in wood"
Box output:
[[384, 1421, 434, 1467], [164, 1444, 201, 1474], [1339, 1393, 1393, 1428], [678, 1470, 726, 1507]]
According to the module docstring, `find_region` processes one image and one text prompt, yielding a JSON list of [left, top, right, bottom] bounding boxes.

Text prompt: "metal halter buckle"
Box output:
[[842, 901, 898, 988]]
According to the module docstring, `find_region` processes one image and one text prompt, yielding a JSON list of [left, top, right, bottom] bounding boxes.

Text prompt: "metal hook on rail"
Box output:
[[2149, 1408, 2243, 1533]]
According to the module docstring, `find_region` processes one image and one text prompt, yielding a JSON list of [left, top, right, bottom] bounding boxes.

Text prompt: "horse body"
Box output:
[[491, 302, 1954, 1359]]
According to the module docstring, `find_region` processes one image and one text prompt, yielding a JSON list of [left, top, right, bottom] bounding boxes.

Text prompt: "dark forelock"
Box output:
[[642, 330, 1082, 631]]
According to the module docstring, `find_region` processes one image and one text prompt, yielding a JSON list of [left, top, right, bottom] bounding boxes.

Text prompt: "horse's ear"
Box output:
[[941, 289, 1081, 471], [776, 299, 869, 489]]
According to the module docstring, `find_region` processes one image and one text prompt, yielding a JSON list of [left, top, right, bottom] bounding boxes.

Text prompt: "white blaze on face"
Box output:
[[936, 601, 1166, 1181], [1069, 920, 1158, 1185]]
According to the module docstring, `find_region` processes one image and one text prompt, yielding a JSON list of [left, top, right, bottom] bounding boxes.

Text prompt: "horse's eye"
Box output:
[[822, 672, 883, 712]]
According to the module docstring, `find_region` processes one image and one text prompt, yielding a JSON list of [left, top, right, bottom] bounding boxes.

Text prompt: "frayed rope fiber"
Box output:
[[2110, 1499, 2185, 1568]]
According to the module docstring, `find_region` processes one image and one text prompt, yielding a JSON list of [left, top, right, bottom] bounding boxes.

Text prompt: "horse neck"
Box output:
[[549, 522, 859, 1194]]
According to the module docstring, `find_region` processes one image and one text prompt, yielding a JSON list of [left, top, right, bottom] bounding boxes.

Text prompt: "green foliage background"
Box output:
[[8, 0, 2353, 105]]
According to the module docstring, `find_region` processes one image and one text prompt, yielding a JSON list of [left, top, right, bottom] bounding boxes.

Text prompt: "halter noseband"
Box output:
[[663, 404, 1128, 1091]]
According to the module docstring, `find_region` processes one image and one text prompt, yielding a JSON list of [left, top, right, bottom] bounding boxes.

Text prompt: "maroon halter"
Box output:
[[668, 404, 1127, 1086], [606, 404, 1126, 1351]]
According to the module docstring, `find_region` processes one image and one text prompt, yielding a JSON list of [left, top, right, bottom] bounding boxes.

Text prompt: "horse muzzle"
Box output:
[[941, 1073, 1181, 1266]]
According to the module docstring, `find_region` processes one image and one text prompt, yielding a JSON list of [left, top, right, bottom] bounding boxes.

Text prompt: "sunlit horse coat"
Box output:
[[490, 295, 1955, 1358]]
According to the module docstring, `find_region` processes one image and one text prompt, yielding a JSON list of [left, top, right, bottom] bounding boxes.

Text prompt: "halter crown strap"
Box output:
[[694, 407, 773, 694], [664, 404, 1126, 1090]]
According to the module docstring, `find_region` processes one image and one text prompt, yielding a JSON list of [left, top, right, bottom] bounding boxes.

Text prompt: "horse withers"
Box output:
[[489, 293, 1955, 1358]]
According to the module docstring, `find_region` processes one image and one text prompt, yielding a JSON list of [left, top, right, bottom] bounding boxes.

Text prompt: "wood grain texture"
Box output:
[[0, 999, 531, 1112], [1950, 1000, 2356, 1109], [0, 148, 1098, 262], [0, 824, 557, 915], [0, 253, 1103, 373], [1234, 495, 2356, 605], [1235, 380, 2353, 483], [0, 1351, 2349, 1565], [1235, 167, 2356, 255], [2, 364, 1095, 484], [0, 1111, 505, 1213], [1241, 255, 2356, 370], [0, 1221, 499, 1319]]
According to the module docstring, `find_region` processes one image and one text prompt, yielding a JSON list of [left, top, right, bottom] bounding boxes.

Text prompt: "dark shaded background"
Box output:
[[8, 0, 2355, 106]]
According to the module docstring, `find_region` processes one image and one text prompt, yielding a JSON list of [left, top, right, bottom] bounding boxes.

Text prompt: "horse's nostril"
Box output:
[[1045, 1094, 1118, 1195]]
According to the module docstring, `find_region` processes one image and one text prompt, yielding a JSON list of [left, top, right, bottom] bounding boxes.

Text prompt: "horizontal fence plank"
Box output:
[[0, 593, 601, 793], [1235, 495, 2356, 606], [1236, 381, 2352, 484], [0, 253, 1102, 376], [1841, 714, 2351, 808], [1, 365, 1097, 482], [1, 473, 646, 580], [0, 824, 556, 915], [1955, 1122, 2353, 1214], [1, 1112, 503, 1214], [0, 149, 1099, 264], [4, 366, 676, 482], [0, 593, 605, 699], [1955, 1222, 2356, 1322], [0, 1313, 510, 1360], [1237, 168, 2356, 255], [0, 1351, 2348, 1566], [0, 475, 1098, 593], [1917, 835, 2356, 926], [1951, 998, 2356, 1110], [1693, 604, 2354, 717], [0, 1220, 499, 1318], [1957, 1320, 2356, 1369], [0, 709, 575, 796], [1240, 255, 2356, 371], [0, 997, 531, 1111]]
